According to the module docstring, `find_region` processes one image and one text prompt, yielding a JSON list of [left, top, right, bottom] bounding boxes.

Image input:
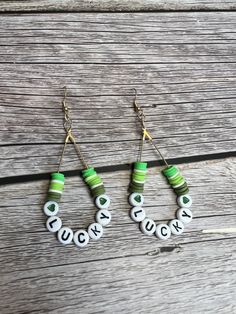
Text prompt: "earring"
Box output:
[[128, 89, 193, 240], [43, 87, 112, 247]]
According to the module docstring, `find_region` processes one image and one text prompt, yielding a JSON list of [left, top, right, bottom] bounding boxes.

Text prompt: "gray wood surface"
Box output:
[[0, 11, 235, 314], [0, 0, 236, 12], [0, 159, 236, 314], [0, 13, 236, 178]]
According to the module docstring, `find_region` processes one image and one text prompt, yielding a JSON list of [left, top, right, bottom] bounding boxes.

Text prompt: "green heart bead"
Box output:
[[183, 196, 189, 204], [100, 197, 107, 205], [134, 195, 141, 203], [47, 204, 55, 212]]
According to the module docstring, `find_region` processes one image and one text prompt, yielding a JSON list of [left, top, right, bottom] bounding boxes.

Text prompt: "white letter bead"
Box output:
[[57, 227, 73, 245], [46, 216, 62, 233], [129, 193, 144, 206], [43, 201, 59, 216], [140, 218, 156, 236], [95, 194, 111, 209], [96, 209, 111, 226], [155, 224, 171, 240], [74, 230, 90, 248], [169, 219, 184, 235], [88, 223, 103, 240], [130, 206, 146, 222], [177, 208, 193, 224], [177, 194, 192, 208]]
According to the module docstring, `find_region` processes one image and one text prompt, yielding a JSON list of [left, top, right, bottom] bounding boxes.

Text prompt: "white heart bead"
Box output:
[[96, 209, 111, 226], [74, 230, 90, 248], [46, 216, 62, 232], [57, 227, 73, 245], [95, 194, 111, 209], [129, 193, 144, 206], [177, 194, 192, 208], [88, 223, 103, 240], [130, 206, 146, 222], [169, 219, 184, 235], [43, 201, 59, 216], [155, 224, 171, 240], [177, 207, 193, 224], [140, 218, 156, 236]]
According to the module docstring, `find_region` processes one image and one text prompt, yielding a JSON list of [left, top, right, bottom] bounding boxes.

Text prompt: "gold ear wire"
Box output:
[[58, 86, 89, 172], [132, 88, 169, 166]]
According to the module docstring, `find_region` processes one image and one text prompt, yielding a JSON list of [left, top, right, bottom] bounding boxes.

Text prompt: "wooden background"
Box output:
[[0, 1, 236, 313]]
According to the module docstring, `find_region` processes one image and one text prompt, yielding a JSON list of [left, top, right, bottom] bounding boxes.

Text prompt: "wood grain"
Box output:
[[0, 158, 235, 314], [0, 10, 235, 314], [0, 13, 236, 177], [0, 0, 236, 12]]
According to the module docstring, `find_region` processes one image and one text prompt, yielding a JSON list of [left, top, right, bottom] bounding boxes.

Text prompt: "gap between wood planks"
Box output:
[[1, 151, 235, 185]]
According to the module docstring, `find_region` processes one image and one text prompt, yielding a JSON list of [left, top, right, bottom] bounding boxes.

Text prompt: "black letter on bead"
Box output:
[[145, 221, 155, 232], [61, 230, 71, 241], [49, 218, 57, 228], [100, 212, 110, 220], [161, 226, 168, 236], [91, 226, 101, 236], [182, 210, 191, 218], [173, 221, 182, 232], [134, 209, 143, 217], [77, 232, 86, 243]]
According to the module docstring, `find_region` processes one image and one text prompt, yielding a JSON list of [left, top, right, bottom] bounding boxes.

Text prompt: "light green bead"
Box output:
[[51, 172, 64, 182], [134, 162, 147, 171]]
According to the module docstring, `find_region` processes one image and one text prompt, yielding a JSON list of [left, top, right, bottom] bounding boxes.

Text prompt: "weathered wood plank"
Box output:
[[0, 158, 235, 313], [0, 0, 236, 12], [0, 13, 235, 177]]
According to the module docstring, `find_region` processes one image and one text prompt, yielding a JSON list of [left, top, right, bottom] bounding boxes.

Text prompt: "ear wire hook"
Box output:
[[58, 87, 89, 172], [132, 88, 169, 167]]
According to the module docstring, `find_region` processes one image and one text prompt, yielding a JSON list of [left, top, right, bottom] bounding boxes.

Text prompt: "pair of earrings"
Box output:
[[43, 87, 193, 247]]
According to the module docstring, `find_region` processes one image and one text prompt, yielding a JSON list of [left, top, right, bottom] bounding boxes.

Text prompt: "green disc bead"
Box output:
[[51, 172, 65, 182], [174, 182, 188, 191], [134, 162, 148, 171], [132, 173, 146, 179], [84, 174, 97, 183], [91, 186, 106, 197], [81, 167, 96, 178], [48, 172, 64, 202], [87, 176, 102, 186], [175, 187, 189, 196], [162, 166, 178, 178], [129, 187, 144, 193], [168, 174, 183, 185], [49, 182, 64, 191], [47, 192, 61, 202], [169, 176, 185, 186]]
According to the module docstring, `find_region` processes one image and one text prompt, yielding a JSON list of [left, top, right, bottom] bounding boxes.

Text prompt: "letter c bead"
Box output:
[[74, 230, 90, 248]]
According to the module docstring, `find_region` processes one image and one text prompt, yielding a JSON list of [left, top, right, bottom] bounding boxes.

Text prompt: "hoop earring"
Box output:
[[128, 89, 193, 240], [43, 87, 112, 247]]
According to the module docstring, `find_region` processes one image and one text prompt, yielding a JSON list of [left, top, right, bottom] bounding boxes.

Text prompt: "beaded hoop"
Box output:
[[43, 87, 111, 247], [129, 89, 193, 239], [129, 162, 192, 240], [43, 168, 111, 247]]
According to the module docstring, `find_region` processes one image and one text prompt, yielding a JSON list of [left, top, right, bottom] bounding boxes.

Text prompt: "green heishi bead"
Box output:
[[132, 172, 146, 179], [89, 178, 103, 188], [51, 172, 65, 182], [84, 174, 97, 183], [168, 174, 183, 185], [175, 187, 189, 196], [169, 176, 185, 187], [47, 192, 61, 202], [49, 182, 64, 191], [81, 167, 96, 179], [91, 185, 106, 197], [174, 182, 188, 191], [162, 166, 178, 178], [134, 162, 148, 171]]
